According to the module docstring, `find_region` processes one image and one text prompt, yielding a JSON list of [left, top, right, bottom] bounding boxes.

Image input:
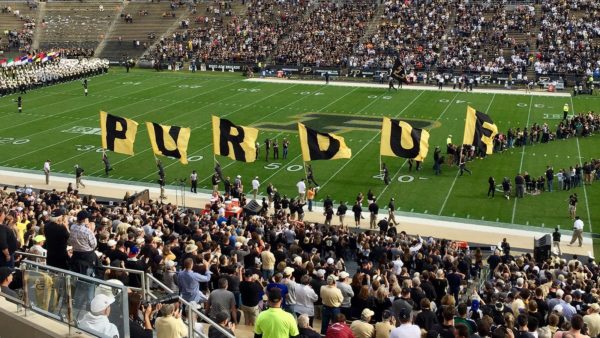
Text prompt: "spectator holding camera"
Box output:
[[129, 292, 157, 338]]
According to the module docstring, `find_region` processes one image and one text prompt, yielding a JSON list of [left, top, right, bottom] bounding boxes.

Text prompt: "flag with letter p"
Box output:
[[100, 111, 139, 155], [298, 123, 351, 162], [212, 116, 258, 162], [146, 122, 191, 164], [462, 106, 498, 155], [380, 117, 429, 161]]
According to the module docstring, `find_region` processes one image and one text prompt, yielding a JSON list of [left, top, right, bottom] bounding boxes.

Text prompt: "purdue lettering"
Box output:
[[389, 121, 422, 159], [105, 114, 128, 151], [306, 128, 341, 160], [151, 124, 183, 159], [218, 119, 248, 162]]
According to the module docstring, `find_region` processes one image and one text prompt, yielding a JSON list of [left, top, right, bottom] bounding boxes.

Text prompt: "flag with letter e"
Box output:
[[390, 58, 406, 82], [146, 122, 191, 164], [298, 123, 351, 162], [462, 106, 498, 155], [212, 116, 259, 162], [99, 111, 138, 155], [380, 117, 430, 161]]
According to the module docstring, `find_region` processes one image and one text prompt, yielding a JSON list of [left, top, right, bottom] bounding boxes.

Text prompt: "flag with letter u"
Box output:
[[100, 111, 139, 155], [298, 123, 351, 162], [380, 117, 430, 161], [462, 106, 498, 155], [212, 116, 258, 162], [146, 122, 191, 164]]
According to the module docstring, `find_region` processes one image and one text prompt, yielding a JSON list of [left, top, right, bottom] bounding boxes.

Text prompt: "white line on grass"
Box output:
[[94, 84, 302, 176], [438, 93, 497, 216], [378, 92, 459, 199], [3, 79, 241, 166], [511, 95, 534, 224], [247, 88, 361, 190], [0, 76, 185, 135], [319, 90, 426, 190], [570, 96, 592, 232]]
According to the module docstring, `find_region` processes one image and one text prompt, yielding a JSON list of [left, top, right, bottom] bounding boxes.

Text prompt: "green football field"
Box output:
[[0, 68, 599, 236]]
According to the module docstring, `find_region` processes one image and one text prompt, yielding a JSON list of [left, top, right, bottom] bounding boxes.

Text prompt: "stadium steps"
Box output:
[[30, 1, 45, 50], [98, 2, 183, 61], [94, 1, 129, 57], [139, 8, 191, 60], [38, 2, 120, 52], [0, 2, 36, 57], [356, 1, 385, 48]]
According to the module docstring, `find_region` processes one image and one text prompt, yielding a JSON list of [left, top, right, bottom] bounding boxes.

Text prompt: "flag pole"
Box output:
[[379, 155, 382, 178], [303, 160, 308, 181]]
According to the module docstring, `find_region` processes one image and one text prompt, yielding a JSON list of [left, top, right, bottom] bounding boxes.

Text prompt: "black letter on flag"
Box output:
[[389, 122, 422, 158], [218, 119, 248, 162], [151, 124, 183, 159], [105, 114, 128, 151], [306, 128, 341, 160]]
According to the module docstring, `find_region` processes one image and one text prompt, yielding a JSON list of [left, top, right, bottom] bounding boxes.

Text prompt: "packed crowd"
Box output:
[[0, 4, 36, 54], [0, 167, 598, 338], [0, 58, 109, 96]]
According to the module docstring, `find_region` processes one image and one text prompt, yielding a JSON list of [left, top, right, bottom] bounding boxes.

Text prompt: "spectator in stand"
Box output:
[[208, 311, 235, 338], [350, 308, 375, 338], [155, 303, 187, 338], [321, 274, 344, 334], [326, 313, 355, 338], [0, 209, 19, 268], [177, 257, 211, 305], [255, 288, 299, 338], [239, 270, 262, 325], [207, 277, 237, 324], [79, 293, 120, 338]]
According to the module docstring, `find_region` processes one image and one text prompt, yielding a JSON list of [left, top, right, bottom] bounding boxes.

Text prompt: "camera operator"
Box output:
[[129, 292, 158, 338]]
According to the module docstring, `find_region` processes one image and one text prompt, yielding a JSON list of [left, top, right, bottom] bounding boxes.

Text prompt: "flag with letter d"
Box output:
[[463, 106, 498, 155], [298, 123, 351, 162], [212, 116, 258, 162], [380, 117, 430, 161], [146, 122, 191, 164], [100, 111, 139, 155]]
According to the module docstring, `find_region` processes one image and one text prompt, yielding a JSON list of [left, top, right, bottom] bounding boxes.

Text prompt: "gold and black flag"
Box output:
[[146, 122, 191, 164], [212, 116, 258, 162], [298, 123, 351, 162], [380, 117, 430, 161], [390, 58, 406, 82], [100, 111, 139, 155], [462, 106, 498, 155]]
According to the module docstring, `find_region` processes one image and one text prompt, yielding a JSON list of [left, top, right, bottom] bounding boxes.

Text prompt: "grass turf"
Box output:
[[0, 67, 598, 238]]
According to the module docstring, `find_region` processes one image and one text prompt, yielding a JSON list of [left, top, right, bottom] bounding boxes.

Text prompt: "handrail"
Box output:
[[99, 264, 147, 300], [15, 250, 46, 260]]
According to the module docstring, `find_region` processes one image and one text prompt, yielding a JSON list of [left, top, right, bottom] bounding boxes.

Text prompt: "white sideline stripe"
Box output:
[[511, 95, 534, 224], [570, 96, 593, 232], [438, 93, 497, 215], [319, 90, 425, 190], [0, 168, 591, 244], [245, 78, 572, 97]]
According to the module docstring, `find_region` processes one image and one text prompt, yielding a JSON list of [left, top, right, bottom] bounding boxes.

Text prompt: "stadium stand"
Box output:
[[0, 2, 37, 56]]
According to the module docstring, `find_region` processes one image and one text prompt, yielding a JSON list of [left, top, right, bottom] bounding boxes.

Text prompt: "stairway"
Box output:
[[31, 1, 46, 50], [94, 1, 129, 57]]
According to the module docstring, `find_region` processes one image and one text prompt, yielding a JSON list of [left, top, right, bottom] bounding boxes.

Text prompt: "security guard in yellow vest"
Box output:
[[563, 103, 569, 120]]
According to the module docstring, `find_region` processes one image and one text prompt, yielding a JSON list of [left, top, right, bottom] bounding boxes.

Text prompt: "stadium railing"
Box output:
[[15, 259, 131, 337]]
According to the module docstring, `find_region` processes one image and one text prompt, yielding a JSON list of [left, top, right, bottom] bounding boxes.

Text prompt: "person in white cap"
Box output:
[[336, 271, 354, 318], [351, 308, 375, 338], [320, 274, 343, 334], [78, 293, 120, 338], [584, 303, 600, 338]]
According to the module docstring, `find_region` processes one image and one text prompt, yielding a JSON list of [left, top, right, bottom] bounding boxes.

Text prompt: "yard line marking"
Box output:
[[245, 88, 361, 190], [0, 73, 132, 110], [2, 79, 240, 166], [438, 93, 496, 216], [570, 96, 592, 232], [379, 92, 459, 199], [101, 83, 302, 177], [0, 76, 185, 137], [511, 95, 534, 224], [319, 90, 426, 190]]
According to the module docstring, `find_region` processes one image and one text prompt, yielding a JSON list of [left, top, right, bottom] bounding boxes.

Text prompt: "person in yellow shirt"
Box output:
[[320, 275, 343, 334], [306, 186, 316, 212], [351, 308, 375, 338], [155, 303, 188, 338], [261, 244, 276, 280], [255, 288, 299, 338], [15, 211, 29, 246]]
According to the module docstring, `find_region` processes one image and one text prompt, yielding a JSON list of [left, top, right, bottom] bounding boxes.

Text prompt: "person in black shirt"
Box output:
[[102, 151, 112, 176], [306, 164, 319, 187], [43, 209, 70, 269], [239, 271, 263, 325], [488, 176, 496, 198], [273, 139, 279, 159], [0, 212, 19, 268], [264, 139, 270, 161], [75, 164, 85, 189], [83, 78, 88, 96], [282, 138, 289, 159], [17, 96, 22, 113], [552, 227, 562, 256], [382, 163, 390, 185], [128, 292, 154, 338]]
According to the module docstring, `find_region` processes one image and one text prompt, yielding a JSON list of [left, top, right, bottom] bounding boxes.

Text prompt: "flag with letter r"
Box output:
[[100, 111, 138, 155], [298, 123, 351, 162], [212, 116, 258, 162], [380, 117, 429, 161], [462, 106, 498, 155], [146, 122, 191, 164]]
